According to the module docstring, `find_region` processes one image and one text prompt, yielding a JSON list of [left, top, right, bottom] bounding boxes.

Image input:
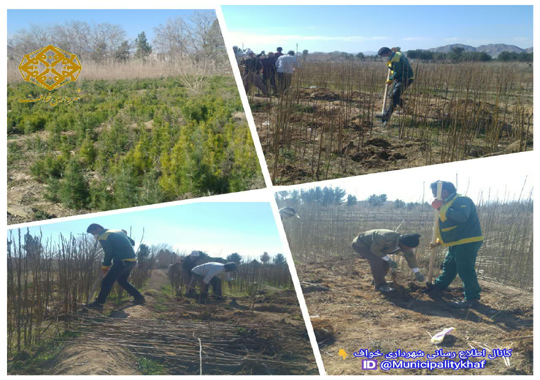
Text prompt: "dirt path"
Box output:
[[299, 256, 533, 375], [49, 269, 171, 375], [46, 269, 316, 375]]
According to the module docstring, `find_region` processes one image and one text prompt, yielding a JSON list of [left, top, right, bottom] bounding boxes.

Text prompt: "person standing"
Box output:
[[275, 50, 300, 94], [351, 229, 424, 292], [426, 181, 484, 308], [242, 50, 268, 96], [261, 52, 278, 94], [85, 224, 145, 310], [375, 47, 414, 122]]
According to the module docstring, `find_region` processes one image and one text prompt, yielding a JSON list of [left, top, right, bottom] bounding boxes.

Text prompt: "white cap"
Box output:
[[190, 251, 200, 257]]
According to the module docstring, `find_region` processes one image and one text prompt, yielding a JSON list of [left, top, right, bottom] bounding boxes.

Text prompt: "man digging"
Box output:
[[375, 47, 414, 123], [351, 229, 424, 292], [85, 223, 146, 311], [188, 262, 237, 303], [425, 181, 484, 308]]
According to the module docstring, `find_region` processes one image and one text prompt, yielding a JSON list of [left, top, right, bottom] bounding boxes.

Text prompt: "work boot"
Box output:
[[132, 297, 146, 305], [450, 299, 479, 309], [85, 301, 104, 311], [377, 284, 395, 293], [423, 282, 443, 294]]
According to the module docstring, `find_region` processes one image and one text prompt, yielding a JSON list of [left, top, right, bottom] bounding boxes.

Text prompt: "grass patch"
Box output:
[[137, 357, 165, 375], [8, 330, 81, 375]]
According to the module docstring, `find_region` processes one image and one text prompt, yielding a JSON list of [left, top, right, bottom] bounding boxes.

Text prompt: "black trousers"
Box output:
[[263, 70, 277, 92], [193, 274, 222, 297], [276, 72, 293, 94], [97, 261, 144, 303], [389, 78, 414, 113]]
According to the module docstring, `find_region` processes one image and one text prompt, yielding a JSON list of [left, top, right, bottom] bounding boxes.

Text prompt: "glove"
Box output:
[[101, 267, 110, 275], [385, 79, 393, 85], [415, 272, 425, 282], [388, 259, 398, 269], [429, 240, 442, 249], [431, 199, 443, 210]]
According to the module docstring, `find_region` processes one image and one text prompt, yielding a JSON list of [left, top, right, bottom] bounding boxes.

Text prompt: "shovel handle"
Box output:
[[381, 68, 391, 113], [427, 182, 443, 283]]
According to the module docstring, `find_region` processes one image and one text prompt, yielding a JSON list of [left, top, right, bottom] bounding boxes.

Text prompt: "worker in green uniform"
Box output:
[[426, 181, 484, 308], [351, 229, 424, 292], [85, 223, 146, 310], [376, 47, 414, 122]]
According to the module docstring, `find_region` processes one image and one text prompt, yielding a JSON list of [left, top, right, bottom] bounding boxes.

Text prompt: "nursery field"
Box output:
[[7, 76, 263, 223], [251, 61, 533, 184]]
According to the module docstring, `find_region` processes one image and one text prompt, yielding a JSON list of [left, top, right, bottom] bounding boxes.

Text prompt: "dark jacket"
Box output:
[[261, 57, 276, 75], [98, 229, 136, 268], [244, 57, 263, 74], [436, 194, 483, 247], [352, 229, 418, 268], [387, 51, 414, 81]]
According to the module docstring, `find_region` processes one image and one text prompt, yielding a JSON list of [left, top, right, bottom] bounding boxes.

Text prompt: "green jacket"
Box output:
[[352, 229, 418, 268], [436, 194, 483, 247], [98, 229, 136, 268], [387, 51, 414, 81]]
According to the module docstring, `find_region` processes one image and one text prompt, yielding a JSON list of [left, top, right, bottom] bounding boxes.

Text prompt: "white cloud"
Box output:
[[402, 37, 432, 41], [445, 37, 460, 42]]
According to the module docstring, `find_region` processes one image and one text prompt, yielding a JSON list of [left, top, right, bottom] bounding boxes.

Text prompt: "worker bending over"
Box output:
[[352, 229, 424, 292], [189, 262, 237, 302], [86, 224, 145, 310]]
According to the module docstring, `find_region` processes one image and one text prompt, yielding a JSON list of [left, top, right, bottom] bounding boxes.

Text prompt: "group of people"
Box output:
[[352, 180, 484, 309], [85, 224, 237, 310], [84, 179, 482, 311], [234, 46, 300, 96]]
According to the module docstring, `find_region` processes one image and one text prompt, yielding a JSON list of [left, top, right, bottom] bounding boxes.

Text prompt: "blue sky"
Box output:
[[9, 202, 285, 258], [222, 5, 533, 53], [7, 9, 215, 41]]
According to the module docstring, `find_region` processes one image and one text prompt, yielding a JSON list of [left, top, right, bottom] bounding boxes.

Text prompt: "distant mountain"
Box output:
[[428, 44, 476, 53], [477, 44, 526, 57], [427, 43, 530, 58]]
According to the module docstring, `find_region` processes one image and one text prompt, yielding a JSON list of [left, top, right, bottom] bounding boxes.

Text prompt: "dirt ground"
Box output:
[[13, 269, 317, 375], [297, 255, 533, 375], [250, 87, 533, 185], [7, 130, 90, 224]]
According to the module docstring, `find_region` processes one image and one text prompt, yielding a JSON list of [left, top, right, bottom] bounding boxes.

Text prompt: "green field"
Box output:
[[8, 76, 263, 223]]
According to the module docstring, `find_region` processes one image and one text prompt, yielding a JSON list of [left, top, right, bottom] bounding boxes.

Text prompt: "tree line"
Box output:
[[276, 187, 424, 209], [406, 47, 533, 62], [306, 47, 532, 63], [8, 11, 226, 66]]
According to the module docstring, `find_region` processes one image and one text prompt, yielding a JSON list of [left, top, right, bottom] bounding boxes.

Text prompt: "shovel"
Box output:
[[380, 68, 391, 126], [427, 181, 443, 284]]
